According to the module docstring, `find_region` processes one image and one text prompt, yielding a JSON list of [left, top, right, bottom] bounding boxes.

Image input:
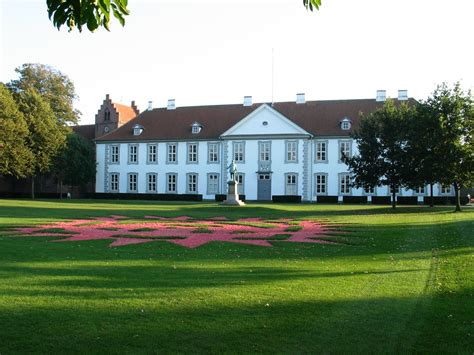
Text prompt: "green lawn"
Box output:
[[0, 199, 472, 354]]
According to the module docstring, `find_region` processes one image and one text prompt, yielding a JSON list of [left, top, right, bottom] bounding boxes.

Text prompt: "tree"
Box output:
[[343, 99, 413, 209], [52, 132, 96, 197], [0, 84, 34, 178], [16, 88, 67, 199], [8, 63, 80, 127], [423, 83, 474, 212], [46, 0, 320, 32]]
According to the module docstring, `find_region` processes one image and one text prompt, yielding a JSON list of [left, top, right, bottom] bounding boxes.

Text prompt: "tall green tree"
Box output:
[[423, 82, 473, 212], [0, 84, 34, 178], [16, 88, 67, 199], [8, 63, 80, 127], [53, 132, 96, 197], [343, 99, 413, 208]]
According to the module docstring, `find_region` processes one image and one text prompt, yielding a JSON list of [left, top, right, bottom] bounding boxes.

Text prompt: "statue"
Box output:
[[227, 160, 237, 181]]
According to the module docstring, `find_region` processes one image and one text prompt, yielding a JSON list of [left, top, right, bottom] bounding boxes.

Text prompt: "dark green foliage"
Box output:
[[342, 196, 368, 204], [272, 195, 302, 203], [316, 195, 338, 203], [53, 132, 96, 188], [8, 63, 80, 127], [344, 100, 414, 208], [46, 0, 129, 32], [0, 84, 33, 178]]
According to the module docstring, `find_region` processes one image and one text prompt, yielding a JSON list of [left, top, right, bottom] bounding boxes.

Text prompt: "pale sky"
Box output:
[[1, 0, 473, 125]]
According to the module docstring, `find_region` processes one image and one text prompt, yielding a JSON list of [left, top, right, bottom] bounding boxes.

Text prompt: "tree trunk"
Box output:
[[59, 179, 63, 199], [31, 176, 35, 200], [454, 182, 461, 212], [430, 183, 434, 208], [391, 186, 396, 209]]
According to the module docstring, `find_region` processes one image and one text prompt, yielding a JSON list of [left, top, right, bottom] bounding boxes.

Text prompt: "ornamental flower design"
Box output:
[[12, 216, 347, 248]]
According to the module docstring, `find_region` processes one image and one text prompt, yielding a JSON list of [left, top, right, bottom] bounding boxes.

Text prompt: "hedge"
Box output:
[[89, 193, 203, 201], [423, 196, 469, 205], [215, 194, 246, 202], [371, 196, 391, 205], [343, 196, 368, 204], [316, 195, 339, 203], [272, 195, 302, 203], [397, 196, 419, 205]]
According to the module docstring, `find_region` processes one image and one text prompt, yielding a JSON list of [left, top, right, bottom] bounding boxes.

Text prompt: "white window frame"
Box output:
[[339, 173, 351, 195], [207, 173, 220, 195], [166, 173, 177, 193], [147, 144, 158, 164], [146, 173, 157, 193], [166, 143, 178, 164], [413, 186, 426, 196], [207, 142, 219, 164], [233, 141, 245, 163], [236, 173, 245, 195], [338, 140, 352, 163], [259, 141, 271, 161], [285, 173, 298, 195], [285, 140, 298, 163], [314, 173, 328, 195], [127, 173, 138, 193], [109, 172, 119, 192], [315, 140, 328, 163], [110, 144, 120, 164], [128, 144, 139, 164], [363, 185, 376, 195], [439, 184, 452, 195], [186, 173, 198, 194], [187, 143, 198, 164]]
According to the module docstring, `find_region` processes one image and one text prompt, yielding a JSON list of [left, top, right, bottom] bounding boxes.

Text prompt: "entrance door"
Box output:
[[257, 174, 272, 200]]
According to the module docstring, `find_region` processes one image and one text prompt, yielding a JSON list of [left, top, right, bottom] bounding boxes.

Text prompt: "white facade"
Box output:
[[95, 103, 453, 201]]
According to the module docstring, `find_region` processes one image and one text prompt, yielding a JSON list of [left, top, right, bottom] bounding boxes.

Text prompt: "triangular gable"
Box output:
[[221, 104, 312, 137]]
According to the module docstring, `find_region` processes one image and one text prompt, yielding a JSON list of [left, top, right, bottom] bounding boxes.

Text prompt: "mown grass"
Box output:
[[0, 199, 472, 354]]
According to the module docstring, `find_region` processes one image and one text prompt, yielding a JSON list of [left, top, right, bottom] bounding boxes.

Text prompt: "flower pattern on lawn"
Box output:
[[13, 216, 347, 248]]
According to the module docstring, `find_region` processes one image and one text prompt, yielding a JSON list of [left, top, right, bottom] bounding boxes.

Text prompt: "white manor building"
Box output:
[[94, 91, 454, 202]]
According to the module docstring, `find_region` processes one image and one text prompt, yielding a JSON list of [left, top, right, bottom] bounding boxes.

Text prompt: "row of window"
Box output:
[[110, 171, 453, 197], [109, 140, 352, 166]]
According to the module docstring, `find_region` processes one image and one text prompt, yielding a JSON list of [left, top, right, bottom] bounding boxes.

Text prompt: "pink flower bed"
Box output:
[[12, 216, 346, 248]]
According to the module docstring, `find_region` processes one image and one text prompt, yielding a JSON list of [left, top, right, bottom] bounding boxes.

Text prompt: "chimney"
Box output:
[[147, 101, 153, 111], [296, 93, 306, 104], [376, 90, 386, 102], [243, 96, 252, 106], [398, 90, 408, 101], [167, 99, 176, 110]]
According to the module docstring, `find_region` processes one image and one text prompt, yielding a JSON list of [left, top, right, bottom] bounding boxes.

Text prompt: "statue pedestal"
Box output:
[[222, 181, 245, 206]]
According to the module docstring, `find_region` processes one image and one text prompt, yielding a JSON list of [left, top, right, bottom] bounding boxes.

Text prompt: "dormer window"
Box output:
[[191, 122, 202, 134], [340, 117, 352, 130], [132, 124, 144, 136]]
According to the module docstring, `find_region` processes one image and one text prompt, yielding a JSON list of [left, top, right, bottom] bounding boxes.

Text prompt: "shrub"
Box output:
[[371, 196, 391, 205], [215, 194, 246, 202], [90, 193, 203, 201], [397, 196, 419, 205], [272, 195, 302, 203], [316, 195, 338, 203], [342, 196, 367, 204]]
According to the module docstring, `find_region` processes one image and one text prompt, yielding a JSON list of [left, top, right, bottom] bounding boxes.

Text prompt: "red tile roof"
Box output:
[[72, 124, 95, 141], [95, 99, 410, 142], [113, 102, 138, 125]]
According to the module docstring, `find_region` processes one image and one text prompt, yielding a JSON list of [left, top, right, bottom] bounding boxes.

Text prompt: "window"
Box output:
[[338, 141, 351, 162], [389, 186, 402, 195], [339, 173, 351, 195], [285, 173, 298, 195], [440, 184, 452, 195], [259, 141, 271, 161], [207, 173, 220, 195], [147, 173, 157, 193], [167, 143, 177, 164], [166, 173, 177, 193], [364, 186, 375, 195], [236, 173, 245, 195], [147, 144, 158, 164], [187, 173, 198, 193], [341, 117, 351, 130], [110, 173, 119, 192], [315, 173, 327, 195], [187, 143, 198, 163], [416, 186, 425, 195], [128, 144, 138, 164], [191, 122, 202, 134], [110, 145, 120, 164], [128, 173, 138, 193], [315, 141, 327, 162], [208, 143, 219, 163], [104, 109, 110, 121], [233, 142, 245, 163], [133, 125, 143, 136], [286, 141, 297, 163]]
